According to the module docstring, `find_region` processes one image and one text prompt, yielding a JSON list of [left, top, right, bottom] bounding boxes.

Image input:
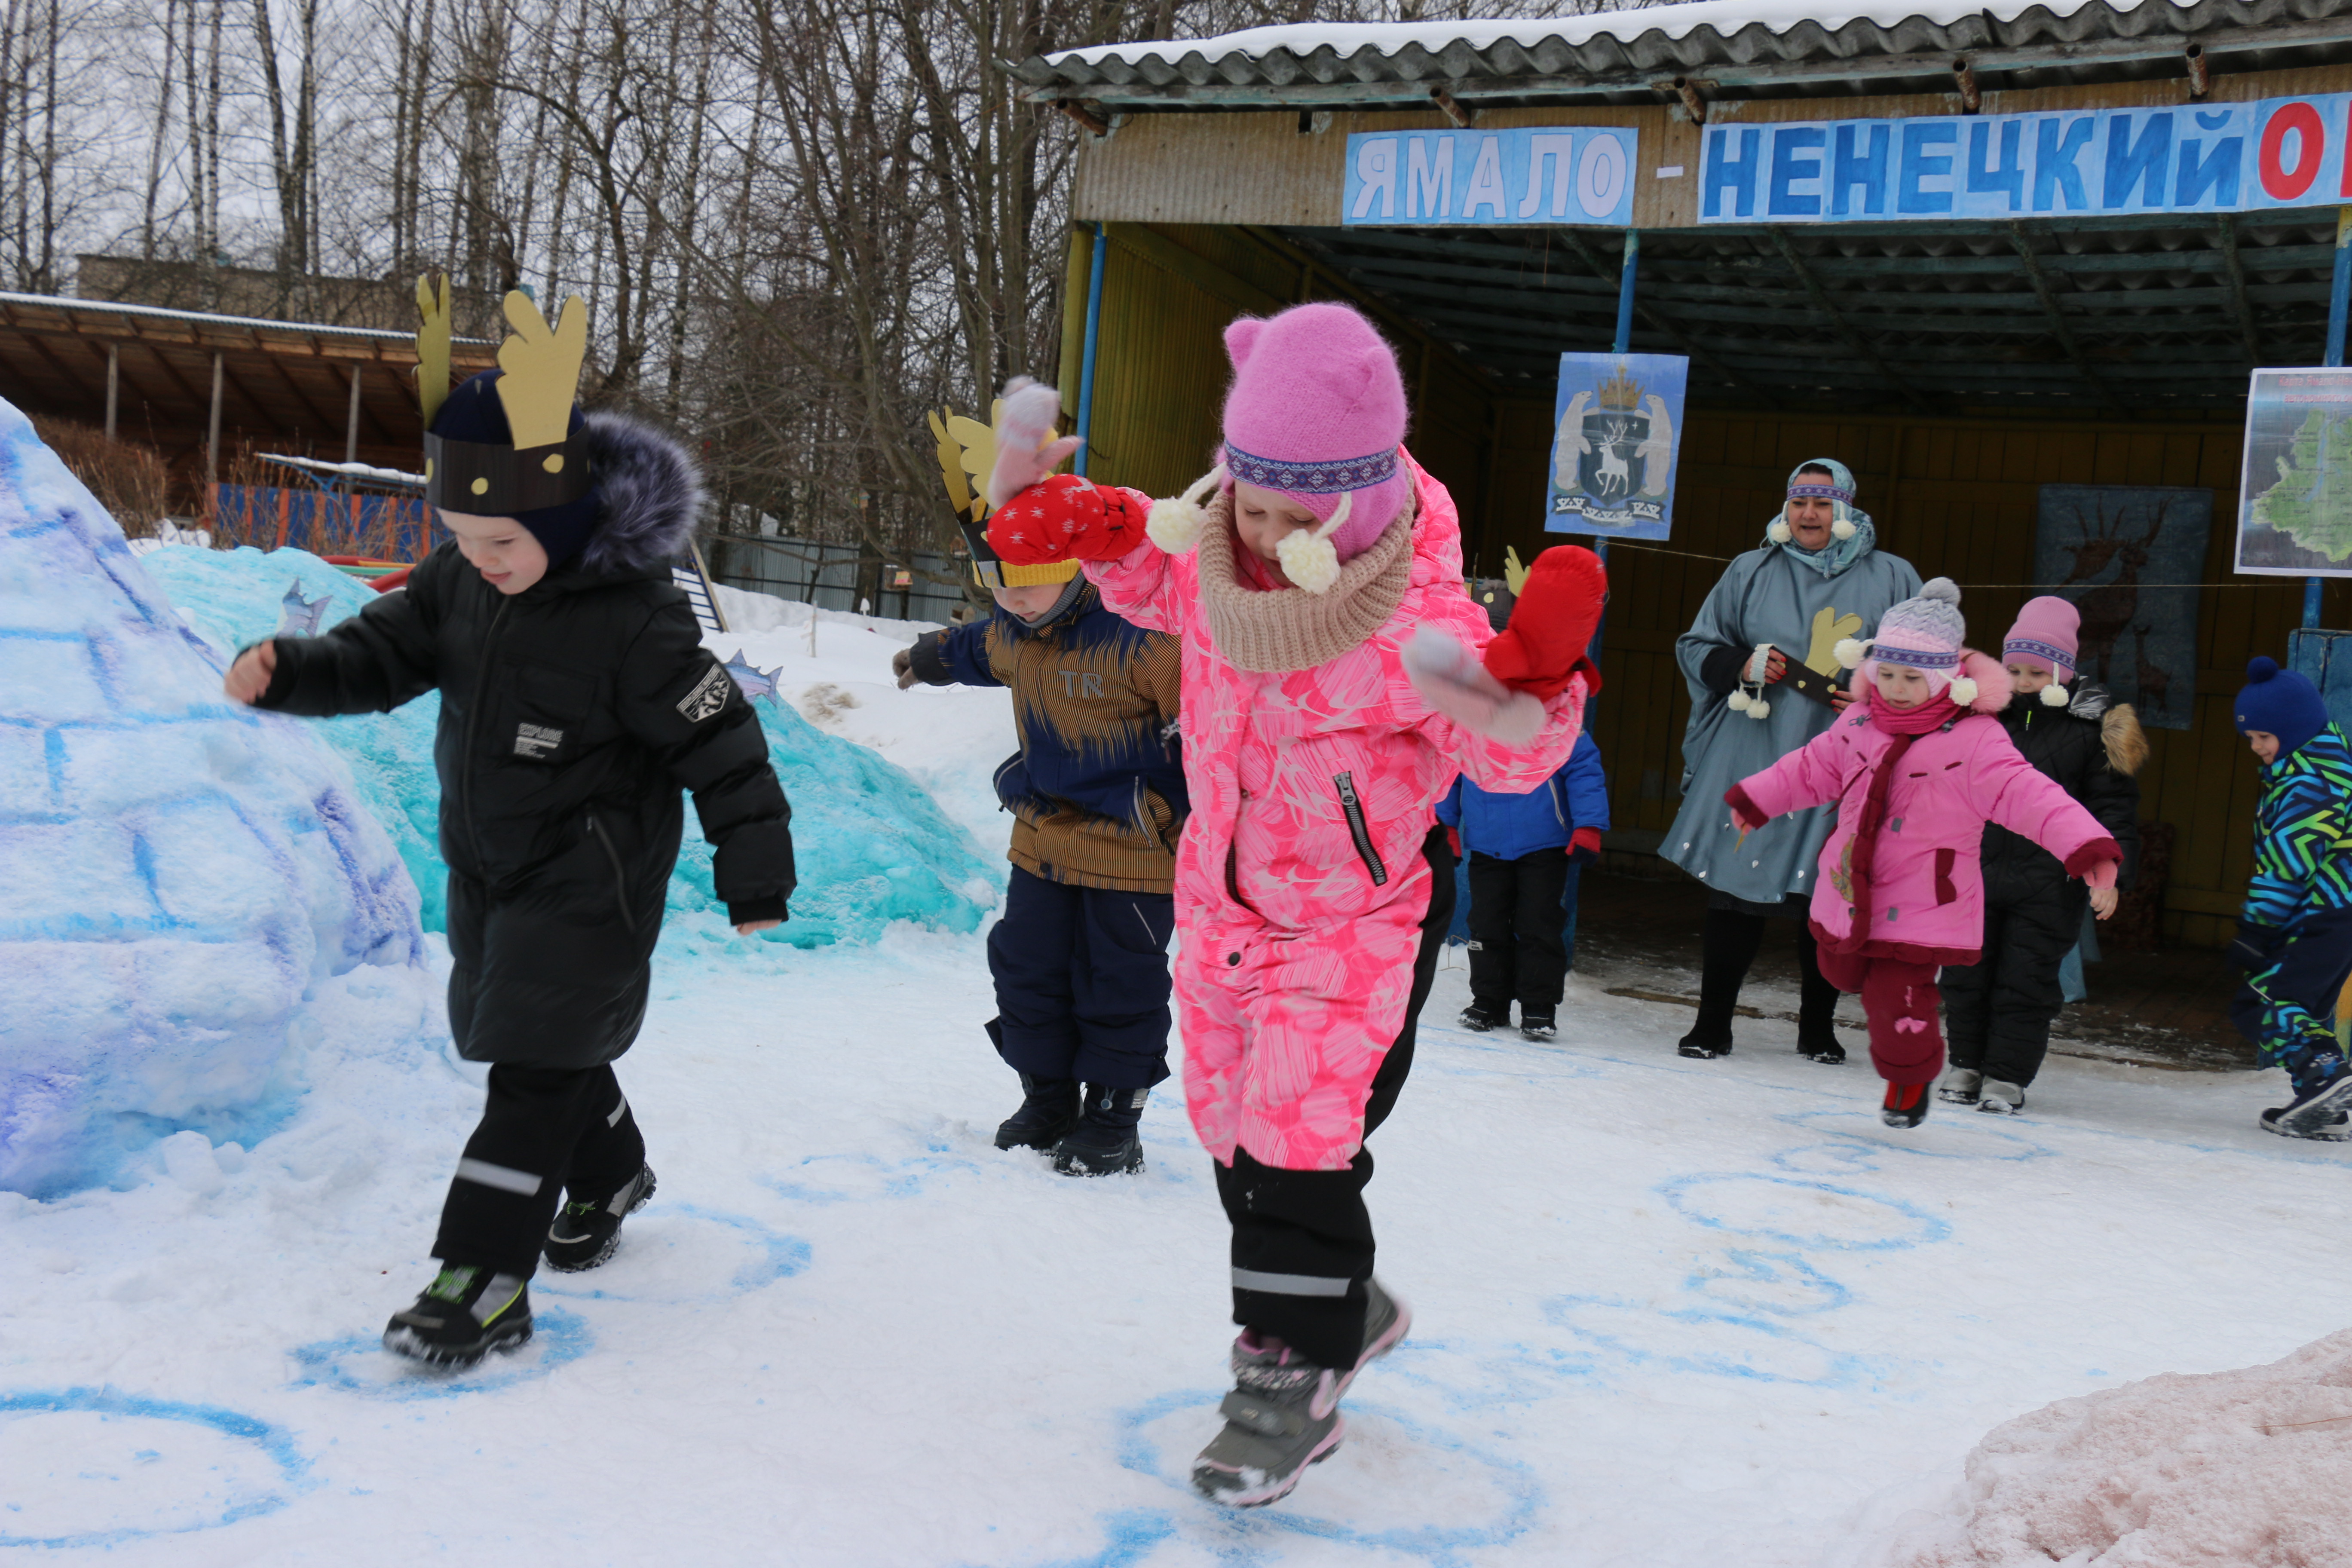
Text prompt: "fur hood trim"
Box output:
[[2103, 702, 2150, 776], [577, 410, 704, 576], [1847, 648, 2012, 714]]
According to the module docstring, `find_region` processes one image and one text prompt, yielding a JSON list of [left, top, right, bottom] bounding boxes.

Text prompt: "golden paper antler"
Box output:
[[1504, 545, 1531, 596], [414, 273, 452, 429], [930, 401, 1003, 522], [494, 290, 588, 450]]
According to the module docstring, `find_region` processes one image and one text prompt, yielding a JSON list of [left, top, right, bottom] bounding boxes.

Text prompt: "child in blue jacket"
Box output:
[[1437, 730, 1609, 1041]]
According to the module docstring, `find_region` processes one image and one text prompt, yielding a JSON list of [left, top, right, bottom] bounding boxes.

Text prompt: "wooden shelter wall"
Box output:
[[1468, 407, 2334, 948]]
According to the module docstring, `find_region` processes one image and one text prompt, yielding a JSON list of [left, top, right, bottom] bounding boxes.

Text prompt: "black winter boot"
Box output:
[[995, 1074, 1082, 1151], [1458, 1003, 1505, 1033], [544, 1164, 656, 1272], [1053, 1084, 1147, 1176], [383, 1264, 533, 1367]]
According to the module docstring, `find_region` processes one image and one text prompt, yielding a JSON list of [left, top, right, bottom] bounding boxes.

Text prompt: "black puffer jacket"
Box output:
[[1980, 683, 2146, 903], [253, 413, 794, 1068]]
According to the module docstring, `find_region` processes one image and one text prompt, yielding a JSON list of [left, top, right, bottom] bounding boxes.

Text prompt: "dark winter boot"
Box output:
[[1881, 1081, 1932, 1130], [544, 1164, 657, 1272], [1191, 1280, 1410, 1508], [1052, 1084, 1147, 1176], [382, 1264, 533, 1368], [994, 1074, 1082, 1152], [1937, 1068, 1983, 1106], [1458, 1003, 1505, 1033], [2261, 1068, 2352, 1141], [1798, 1026, 1846, 1064], [1677, 1023, 1733, 1060], [1520, 1011, 1557, 1042]]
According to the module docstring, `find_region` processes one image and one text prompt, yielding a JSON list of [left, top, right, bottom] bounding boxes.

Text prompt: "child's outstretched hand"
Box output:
[[1483, 546, 1606, 701], [986, 377, 1083, 510], [2090, 887, 2119, 919], [224, 640, 277, 704], [986, 473, 1151, 565]]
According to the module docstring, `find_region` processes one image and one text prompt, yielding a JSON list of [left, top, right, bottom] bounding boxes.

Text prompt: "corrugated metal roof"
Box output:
[[1019, 0, 2352, 108]]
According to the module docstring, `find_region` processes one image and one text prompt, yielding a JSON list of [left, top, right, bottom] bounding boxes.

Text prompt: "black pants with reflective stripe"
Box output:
[[1466, 848, 1572, 1016], [433, 1063, 646, 1277], [1216, 825, 1453, 1370]]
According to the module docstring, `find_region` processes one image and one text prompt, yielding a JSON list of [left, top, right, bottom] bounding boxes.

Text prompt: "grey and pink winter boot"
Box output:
[[1190, 1279, 1411, 1507]]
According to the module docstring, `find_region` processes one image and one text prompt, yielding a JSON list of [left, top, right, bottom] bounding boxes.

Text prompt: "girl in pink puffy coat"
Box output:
[[1726, 580, 2121, 1129], [982, 301, 1605, 1506]]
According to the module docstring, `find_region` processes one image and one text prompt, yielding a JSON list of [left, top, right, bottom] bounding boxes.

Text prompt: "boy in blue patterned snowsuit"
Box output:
[[2229, 655, 2352, 1140]]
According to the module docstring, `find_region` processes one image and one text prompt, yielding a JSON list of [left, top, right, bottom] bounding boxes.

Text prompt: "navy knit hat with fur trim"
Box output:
[[429, 371, 601, 568], [2235, 656, 2330, 758]]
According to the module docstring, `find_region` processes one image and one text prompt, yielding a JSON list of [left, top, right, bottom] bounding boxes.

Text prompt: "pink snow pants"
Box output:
[[1815, 949, 1944, 1086]]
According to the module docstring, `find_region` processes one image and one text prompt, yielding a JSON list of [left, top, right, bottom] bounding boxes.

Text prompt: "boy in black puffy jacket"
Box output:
[[1939, 598, 2142, 1114], [225, 294, 794, 1366]]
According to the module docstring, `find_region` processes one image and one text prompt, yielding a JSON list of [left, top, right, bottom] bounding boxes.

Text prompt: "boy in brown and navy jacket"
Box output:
[[894, 529, 1183, 1175]]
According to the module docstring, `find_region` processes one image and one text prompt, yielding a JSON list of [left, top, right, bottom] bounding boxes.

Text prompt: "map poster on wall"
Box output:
[[1546, 352, 1687, 541], [2237, 368, 2352, 577], [2037, 485, 2212, 732]]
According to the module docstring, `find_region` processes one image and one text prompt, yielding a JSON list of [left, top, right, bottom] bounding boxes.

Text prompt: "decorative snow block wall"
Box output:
[[0, 398, 426, 1197]]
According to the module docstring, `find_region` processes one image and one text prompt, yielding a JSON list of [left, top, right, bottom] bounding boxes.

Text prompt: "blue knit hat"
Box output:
[[429, 370, 601, 568], [2234, 656, 2330, 757]]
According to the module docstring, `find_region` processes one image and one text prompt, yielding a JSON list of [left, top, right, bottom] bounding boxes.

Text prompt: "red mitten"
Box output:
[[985, 473, 1151, 566], [1446, 826, 1463, 860], [1569, 826, 1602, 865], [1483, 546, 1607, 701]]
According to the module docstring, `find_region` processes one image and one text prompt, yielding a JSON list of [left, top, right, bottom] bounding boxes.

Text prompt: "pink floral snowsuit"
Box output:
[[1084, 456, 1587, 1171]]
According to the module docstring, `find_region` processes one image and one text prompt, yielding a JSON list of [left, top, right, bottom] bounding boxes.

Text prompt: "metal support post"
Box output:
[[345, 367, 363, 466], [1074, 222, 1108, 479], [205, 352, 224, 521], [104, 347, 118, 441]]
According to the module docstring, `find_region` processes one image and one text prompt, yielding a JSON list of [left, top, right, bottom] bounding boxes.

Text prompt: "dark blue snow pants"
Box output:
[[2229, 906, 2352, 1090], [985, 866, 1175, 1090]]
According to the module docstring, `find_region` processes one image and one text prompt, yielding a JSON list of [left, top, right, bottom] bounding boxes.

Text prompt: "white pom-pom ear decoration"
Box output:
[[1277, 530, 1342, 594], [1145, 466, 1224, 554], [1833, 637, 1868, 669], [1831, 518, 1857, 540], [1748, 697, 1770, 720], [1767, 520, 1793, 544], [1727, 690, 1752, 713], [2040, 683, 2070, 707], [1949, 677, 1979, 707]]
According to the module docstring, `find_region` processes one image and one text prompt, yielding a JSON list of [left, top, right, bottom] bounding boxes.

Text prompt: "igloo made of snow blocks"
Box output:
[[0, 398, 426, 1197]]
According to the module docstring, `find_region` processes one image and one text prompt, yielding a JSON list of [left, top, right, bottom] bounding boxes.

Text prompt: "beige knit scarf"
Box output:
[[1192, 486, 1415, 674]]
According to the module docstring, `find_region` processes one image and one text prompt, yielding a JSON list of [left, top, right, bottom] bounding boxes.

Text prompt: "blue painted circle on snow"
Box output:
[[1112, 1387, 1543, 1562], [0, 1388, 307, 1549], [1541, 1296, 1867, 1387], [1659, 1173, 1951, 1251], [1779, 1109, 2057, 1161], [533, 1205, 812, 1302], [285, 1303, 592, 1400]]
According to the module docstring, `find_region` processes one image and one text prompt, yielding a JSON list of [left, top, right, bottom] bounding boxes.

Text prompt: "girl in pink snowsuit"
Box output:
[[983, 301, 1604, 1505], [1727, 580, 2121, 1129]]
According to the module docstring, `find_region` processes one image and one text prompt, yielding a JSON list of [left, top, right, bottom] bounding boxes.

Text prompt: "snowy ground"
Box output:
[[3, 591, 2347, 1566]]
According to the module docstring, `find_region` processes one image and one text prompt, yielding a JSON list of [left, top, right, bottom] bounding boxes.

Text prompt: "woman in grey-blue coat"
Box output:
[[1663, 459, 1920, 1062]]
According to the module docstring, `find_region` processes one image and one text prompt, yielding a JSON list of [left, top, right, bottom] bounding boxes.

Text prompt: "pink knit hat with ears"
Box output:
[[2004, 596, 2080, 685], [1145, 302, 1413, 594]]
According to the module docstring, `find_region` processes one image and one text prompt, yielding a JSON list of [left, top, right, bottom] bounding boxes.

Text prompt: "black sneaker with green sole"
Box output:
[[382, 1265, 533, 1367]]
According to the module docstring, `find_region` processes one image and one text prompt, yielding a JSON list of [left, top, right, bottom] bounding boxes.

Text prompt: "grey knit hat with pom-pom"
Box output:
[[1856, 576, 1967, 694]]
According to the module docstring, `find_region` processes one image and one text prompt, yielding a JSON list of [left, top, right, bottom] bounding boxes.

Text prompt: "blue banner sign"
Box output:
[[1700, 93, 2352, 224], [1345, 126, 1638, 227]]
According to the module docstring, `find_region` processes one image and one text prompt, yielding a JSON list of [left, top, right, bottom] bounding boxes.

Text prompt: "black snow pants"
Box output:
[[1942, 882, 2088, 1089], [1467, 848, 1571, 1018], [1215, 826, 1453, 1371], [434, 1064, 648, 1277], [985, 864, 1175, 1090], [1690, 894, 1839, 1047]]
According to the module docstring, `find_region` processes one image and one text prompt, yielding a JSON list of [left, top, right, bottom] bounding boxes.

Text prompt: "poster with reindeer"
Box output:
[[2235, 368, 2352, 576], [1547, 352, 1687, 540], [2035, 485, 2212, 731]]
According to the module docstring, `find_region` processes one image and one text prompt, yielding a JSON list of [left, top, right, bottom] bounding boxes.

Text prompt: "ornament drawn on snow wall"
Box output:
[[2033, 484, 2211, 732]]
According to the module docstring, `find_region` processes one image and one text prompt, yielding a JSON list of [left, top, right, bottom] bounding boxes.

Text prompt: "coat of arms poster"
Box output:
[[1547, 352, 1687, 540]]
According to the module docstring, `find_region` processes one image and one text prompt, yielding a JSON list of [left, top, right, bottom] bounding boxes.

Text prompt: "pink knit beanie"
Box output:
[[2003, 595, 2079, 683], [1217, 302, 1412, 590], [1845, 577, 1968, 695]]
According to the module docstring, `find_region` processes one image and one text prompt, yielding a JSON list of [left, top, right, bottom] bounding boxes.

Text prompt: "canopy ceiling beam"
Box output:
[[2007, 221, 2137, 420], [1556, 228, 1766, 401], [1764, 227, 1936, 414], [2216, 213, 2266, 366]]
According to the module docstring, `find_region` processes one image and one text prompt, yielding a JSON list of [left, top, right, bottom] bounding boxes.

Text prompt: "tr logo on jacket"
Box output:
[[906, 581, 1185, 895]]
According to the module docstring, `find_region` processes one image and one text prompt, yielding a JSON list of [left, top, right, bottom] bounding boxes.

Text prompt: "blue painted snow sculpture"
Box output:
[[0, 399, 425, 1196]]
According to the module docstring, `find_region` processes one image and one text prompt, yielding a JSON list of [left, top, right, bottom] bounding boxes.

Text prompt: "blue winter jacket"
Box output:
[[1436, 732, 1610, 861]]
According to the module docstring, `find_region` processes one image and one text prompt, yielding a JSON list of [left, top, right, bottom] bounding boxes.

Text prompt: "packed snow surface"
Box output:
[[3, 570, 2348, 1565], [0, 402, 428, 1198]]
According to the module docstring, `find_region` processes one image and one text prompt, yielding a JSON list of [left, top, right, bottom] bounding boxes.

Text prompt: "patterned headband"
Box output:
[[1870, 643, 1961, 670], [1787, 481, 1854, 504], [2004, 637, 2073, 669], [1222, 441, 1398, 495]]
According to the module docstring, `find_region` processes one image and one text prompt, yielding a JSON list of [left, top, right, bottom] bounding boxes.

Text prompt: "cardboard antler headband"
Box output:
[[416, 282, 595, 513]]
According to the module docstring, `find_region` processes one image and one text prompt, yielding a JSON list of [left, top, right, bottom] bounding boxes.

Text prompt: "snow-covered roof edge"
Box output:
[[0, 291, 493, 347]]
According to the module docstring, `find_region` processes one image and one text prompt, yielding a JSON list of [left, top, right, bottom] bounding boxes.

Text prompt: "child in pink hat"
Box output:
[[1727, 580, 2124, 1129], [1939, 596, 2145, 1113], [983, 300, 1605, 1506]]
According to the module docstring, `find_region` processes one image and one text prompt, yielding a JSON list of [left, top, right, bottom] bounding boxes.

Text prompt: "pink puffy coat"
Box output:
[[1085, 455, 1586, 1170], [1730, 655, 2119, 965]]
